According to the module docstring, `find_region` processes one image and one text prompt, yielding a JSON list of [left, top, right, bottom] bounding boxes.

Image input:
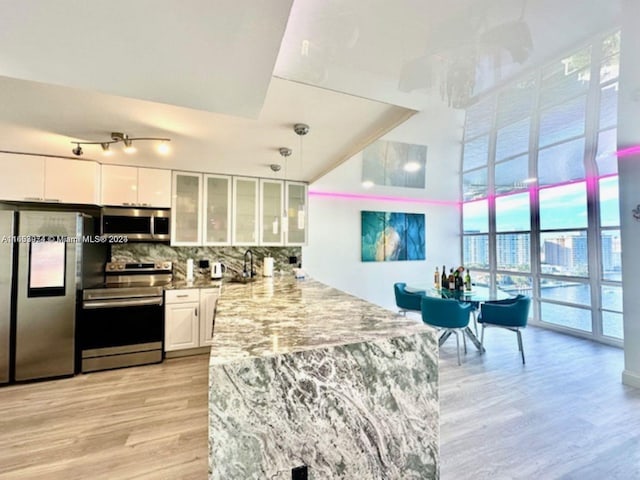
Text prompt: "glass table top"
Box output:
[[405, 284, 513, 303]]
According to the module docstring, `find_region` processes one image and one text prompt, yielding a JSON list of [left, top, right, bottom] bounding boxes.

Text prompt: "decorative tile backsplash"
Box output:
[[111, 244, 302, 281]]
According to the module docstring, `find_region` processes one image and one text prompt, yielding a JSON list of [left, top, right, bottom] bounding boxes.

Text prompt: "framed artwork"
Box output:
[[361, 211, 425, 262], [362, 140, 427, 188]]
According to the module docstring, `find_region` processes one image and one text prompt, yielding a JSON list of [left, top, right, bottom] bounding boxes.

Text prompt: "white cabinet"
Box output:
[[0, 153, 44, 201], [165, 289, 200, 351], [102, 165, 171, 207], [138, 168, 172, 208], [285, 181, 308, 246], [44, 158, 100, 204], [259, 179, 284, 245], [101, 165, 137, 205], [171, 171, 203, 246], [232, 177, 259, 245], [0, 154, 100, 204], [199, 288, 219, 346], [203, 174, 232, 245], [165, 287, 219, 352], [168, 171, 305, 247]]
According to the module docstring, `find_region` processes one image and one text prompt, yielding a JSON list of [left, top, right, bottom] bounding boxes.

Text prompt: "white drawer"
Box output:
[[165, 289, 200, 304]]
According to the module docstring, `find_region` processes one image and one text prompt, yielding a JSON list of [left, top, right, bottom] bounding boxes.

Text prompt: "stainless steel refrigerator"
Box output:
[[0, 210, 106, 384]]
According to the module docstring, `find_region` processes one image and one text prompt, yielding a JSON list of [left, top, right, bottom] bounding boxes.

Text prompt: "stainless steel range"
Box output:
[[79, 261, 172, 372]]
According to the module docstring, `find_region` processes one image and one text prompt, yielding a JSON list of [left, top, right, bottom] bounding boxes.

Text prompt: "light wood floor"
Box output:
[[1, 328, 639, 479], [0, 355, 210, 480], [440, 326, 640, 480]]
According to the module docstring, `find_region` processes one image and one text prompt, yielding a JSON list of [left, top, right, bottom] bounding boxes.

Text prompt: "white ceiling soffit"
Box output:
[[0, 75, 414, 182], [0, 0, 293, 118], [274, 0, 621, 110]]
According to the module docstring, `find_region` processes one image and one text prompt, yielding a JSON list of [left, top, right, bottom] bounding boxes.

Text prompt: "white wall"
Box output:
[[303, 104, 464, 311], [619, 0, 640, 388]]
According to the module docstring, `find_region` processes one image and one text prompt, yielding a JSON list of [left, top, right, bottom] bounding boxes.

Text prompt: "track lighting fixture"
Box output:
[[72, 144, 83, 156], [70, 131, 171, 156], [100, 143, 112, 156]]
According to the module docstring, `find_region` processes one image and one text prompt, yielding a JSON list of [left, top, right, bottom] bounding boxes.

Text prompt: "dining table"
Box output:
[[404, 284, 514, 352]]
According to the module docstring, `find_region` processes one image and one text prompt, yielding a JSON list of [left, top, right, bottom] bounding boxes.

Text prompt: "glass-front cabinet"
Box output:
[[285, 181, 307, 245], [203, 174, 232, 245], [171, 171, 202, 246], [232, 177, 259, 245], [259, 179, 284, 245]]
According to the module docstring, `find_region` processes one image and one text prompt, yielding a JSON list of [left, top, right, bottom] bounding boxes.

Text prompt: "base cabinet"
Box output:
[[199, 288, 218, 346], [165, 289, 200, 351], [165, 287, 219, 352]]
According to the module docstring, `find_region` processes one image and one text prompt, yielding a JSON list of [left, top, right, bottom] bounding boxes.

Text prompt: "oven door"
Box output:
[[79, 296, 164, 372]]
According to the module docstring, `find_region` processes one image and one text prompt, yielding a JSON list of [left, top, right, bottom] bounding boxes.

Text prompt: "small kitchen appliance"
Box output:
[[211, 262, 225, 279]]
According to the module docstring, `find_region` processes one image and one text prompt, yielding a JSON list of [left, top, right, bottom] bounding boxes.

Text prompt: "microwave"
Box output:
[[101, 207, 170, 242]]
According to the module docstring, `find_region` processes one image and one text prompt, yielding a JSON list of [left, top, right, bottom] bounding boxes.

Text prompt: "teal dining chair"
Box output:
[[478, 295, 531, 364], [394, 282, 424, 315], [421, 295, 472, 365]]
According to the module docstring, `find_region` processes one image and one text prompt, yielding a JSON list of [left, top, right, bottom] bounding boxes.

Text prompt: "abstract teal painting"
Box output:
[[361, 211, 425, 262]]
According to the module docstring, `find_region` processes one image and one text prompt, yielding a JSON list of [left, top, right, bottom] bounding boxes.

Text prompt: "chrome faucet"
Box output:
[[243, 249, 254, 278]]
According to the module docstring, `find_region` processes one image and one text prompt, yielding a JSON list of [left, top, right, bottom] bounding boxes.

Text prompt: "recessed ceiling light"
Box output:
[[362, 180, 374, 188]]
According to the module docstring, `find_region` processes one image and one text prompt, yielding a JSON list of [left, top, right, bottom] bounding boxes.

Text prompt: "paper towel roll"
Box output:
[[186, 259, 194, 281], [263, 257, 274, 277]]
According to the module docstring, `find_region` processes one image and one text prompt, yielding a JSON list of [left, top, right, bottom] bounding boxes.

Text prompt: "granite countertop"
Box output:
[[210, 276, 432, 365], [165, 279, 222, 290]]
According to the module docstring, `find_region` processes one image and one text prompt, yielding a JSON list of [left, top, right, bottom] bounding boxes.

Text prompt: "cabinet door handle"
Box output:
[[176, 294, 188, 298], [195, 308, 198, 317], [44, 198, 60, 202], [24, 197, 41, 201]]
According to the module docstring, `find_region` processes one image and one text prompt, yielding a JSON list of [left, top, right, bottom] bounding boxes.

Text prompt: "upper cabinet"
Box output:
[[259, 179, 284, 246], [45, 158, 100, 204], [232, 177, 259, 245], [173, 174, 305, 247], [0, 153, 45, 202], [203, 174, 232, 246], [171, 171, 203, 246], [285, 181, 308, 246], [102, 165, 171, 208], [0, 153, 100, 204], [138, 168, 172, 208]]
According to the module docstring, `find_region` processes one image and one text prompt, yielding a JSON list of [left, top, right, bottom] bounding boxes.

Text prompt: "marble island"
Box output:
[[209, 276, 439, 480]]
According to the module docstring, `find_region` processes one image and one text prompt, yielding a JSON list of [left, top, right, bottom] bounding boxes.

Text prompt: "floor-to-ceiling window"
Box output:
[[462, 30, 622, 345]]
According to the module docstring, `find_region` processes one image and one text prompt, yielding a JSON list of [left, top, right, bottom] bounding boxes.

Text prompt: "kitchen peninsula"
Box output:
[[208, 276, 439, 479]]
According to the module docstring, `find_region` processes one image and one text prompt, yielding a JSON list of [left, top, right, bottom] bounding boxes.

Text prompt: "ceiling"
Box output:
[[0, 0, 622, 183]]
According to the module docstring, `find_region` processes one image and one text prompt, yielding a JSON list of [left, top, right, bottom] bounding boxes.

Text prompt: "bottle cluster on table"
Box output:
[[435, 265, 472, 291]]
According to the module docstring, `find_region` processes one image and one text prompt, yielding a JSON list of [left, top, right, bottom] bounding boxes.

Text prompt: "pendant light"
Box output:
[[279, 147, 292, 235], [293, 124, 309, 230], [269, 162, 284, 235]]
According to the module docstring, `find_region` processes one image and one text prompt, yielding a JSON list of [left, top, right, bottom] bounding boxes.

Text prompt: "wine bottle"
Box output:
[[464, 269, 472, 291], [448, 268, 455, 290], [434, 267, 440, 289], [455, 269, 463, 291], [441, 265, 447, 289]]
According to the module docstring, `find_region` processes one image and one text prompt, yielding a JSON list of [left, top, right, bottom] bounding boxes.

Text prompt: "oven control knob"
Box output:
[[118, 264, 125, 270]]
